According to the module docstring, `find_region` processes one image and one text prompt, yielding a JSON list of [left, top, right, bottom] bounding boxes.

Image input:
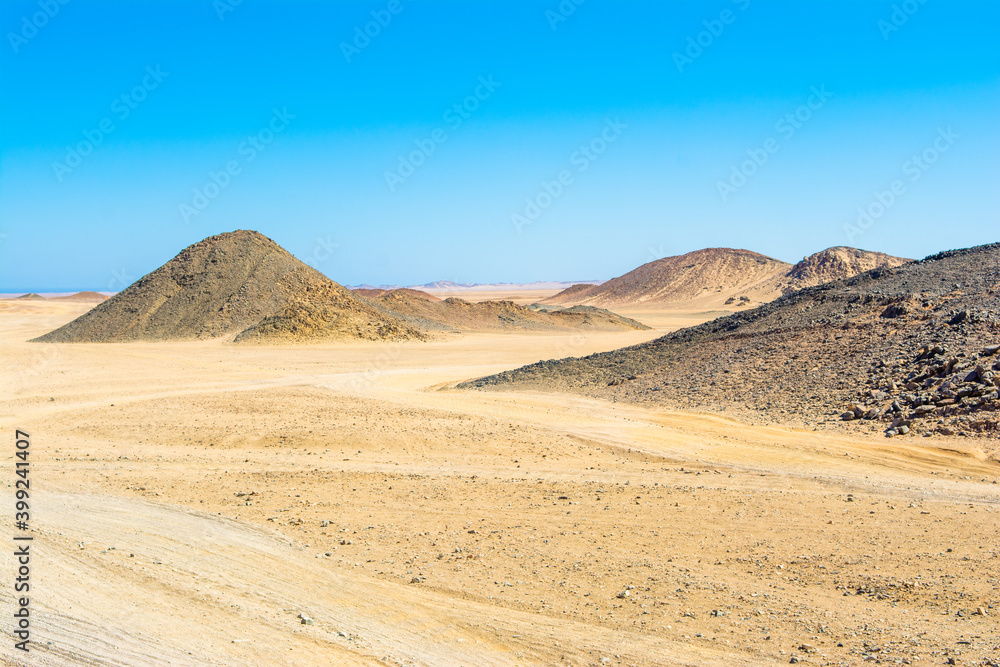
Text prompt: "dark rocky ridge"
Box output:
[[463, 243, 1000, 441]]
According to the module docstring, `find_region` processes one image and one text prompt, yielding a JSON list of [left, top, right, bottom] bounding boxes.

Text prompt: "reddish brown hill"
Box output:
[[352, 288, 388, 298], [380, 288, 441, 302], [368, 290, 648, 333], [546, 249, 790, 307], [543, 284, 599, 303]]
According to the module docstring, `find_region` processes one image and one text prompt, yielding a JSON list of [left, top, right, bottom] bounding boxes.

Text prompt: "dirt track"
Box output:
[[2, 300, 999, 666]]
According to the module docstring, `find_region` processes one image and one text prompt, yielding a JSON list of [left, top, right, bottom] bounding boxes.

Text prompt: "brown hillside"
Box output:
[[51, 291, 109, 302], [369, 291, 648, 333], [541, 283, 598, 304], [547, 246, 912, 309], [352, 288, 388, 298], [380, 288, 441, 302], [15, 293, 45, 300], [32, 230, 422, 344], [546, 248, 791, 307]]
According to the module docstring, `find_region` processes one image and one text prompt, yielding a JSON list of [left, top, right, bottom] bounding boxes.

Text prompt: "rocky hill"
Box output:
[[776, 247, 910, 294], [363, 290, 648, 333], [464, 243, 1000, 441], [544, 248, 791, 307], [546, 246, 911, 309], [32, 231, 423, 344]]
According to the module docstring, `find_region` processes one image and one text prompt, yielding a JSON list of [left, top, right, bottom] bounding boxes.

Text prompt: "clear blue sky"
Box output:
[[1, 0, 997, 291]]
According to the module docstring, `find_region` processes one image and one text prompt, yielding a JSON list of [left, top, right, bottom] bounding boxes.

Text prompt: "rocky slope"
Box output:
[[33, 230, 422, 344], [464, 243, 1000, 441], [363, 290, 649, 333]]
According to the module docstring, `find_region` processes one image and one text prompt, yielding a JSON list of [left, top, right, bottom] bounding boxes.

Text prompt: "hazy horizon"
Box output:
[[0, 235, 991, 295]]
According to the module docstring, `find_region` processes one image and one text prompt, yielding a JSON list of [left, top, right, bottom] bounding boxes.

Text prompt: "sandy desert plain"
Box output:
[[2, 273, 1000, 666]]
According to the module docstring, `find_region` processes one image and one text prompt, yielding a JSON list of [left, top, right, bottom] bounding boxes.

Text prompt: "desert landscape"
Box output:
[[2, 231, 999, 666], [3, 2, 998, 666]]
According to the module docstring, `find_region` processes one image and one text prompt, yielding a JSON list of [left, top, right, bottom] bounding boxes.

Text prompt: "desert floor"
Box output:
[[2, 299, 998, 666]]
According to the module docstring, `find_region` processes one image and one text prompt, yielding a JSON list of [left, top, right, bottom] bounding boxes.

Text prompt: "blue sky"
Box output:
[[1, 0, 997, 291]]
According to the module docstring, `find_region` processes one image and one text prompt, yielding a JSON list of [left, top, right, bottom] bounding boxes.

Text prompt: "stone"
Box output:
[[298, 613, 314, 625]]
